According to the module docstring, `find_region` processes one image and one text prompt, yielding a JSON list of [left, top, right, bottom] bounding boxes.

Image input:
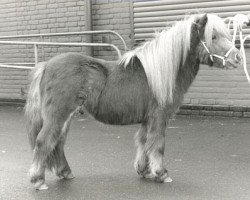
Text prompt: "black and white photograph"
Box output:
[[0, 0, 250, 199]]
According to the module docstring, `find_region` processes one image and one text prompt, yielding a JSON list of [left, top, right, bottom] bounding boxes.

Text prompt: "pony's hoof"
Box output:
[[143, 172, 154, 179], [155, 168, 170, 183], [164, 176, 173, 183], [34, 181, 48, 190], [58, 171, 75, 180], [142, 172, 172, 183], [64, 172, 75, 180]]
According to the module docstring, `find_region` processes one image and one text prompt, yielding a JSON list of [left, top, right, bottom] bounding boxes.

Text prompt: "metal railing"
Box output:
[[0, 30, 128, 51], [0, 30, 127, 70]]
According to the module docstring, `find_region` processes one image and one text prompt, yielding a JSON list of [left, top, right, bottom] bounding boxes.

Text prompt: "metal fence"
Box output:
[[0, 30, 127, 70]]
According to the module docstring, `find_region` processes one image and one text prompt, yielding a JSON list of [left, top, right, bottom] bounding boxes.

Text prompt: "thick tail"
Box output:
[[25, 62, 46, 150]]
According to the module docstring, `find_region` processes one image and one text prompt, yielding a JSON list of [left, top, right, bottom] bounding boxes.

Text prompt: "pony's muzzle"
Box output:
[[226, 49, 243, 69]]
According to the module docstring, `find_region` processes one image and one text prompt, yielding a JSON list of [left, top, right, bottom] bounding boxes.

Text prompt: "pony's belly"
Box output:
[[93, 103, 146, 125]]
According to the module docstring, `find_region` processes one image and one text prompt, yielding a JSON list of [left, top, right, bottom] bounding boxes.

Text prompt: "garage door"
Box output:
[[133, 0, 250, 43], [132, 0, 250, 108]]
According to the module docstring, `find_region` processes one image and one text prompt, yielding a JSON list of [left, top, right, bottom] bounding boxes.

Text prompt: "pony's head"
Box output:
[[194, 14, 242, 69]]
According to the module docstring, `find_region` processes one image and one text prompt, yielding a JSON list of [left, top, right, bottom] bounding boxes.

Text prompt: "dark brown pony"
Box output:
[[25, 14, 242, 190]]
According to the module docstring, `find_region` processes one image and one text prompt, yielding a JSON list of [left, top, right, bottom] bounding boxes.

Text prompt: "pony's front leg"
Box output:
[[144, 110, 172, 183], [134, 123, 149, 176]]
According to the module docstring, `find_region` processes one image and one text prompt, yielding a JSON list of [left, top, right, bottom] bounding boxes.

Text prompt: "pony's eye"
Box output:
[[212, 35, 217, 40]]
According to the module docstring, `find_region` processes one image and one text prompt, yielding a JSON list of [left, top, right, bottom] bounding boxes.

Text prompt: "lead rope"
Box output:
[[225, 14, 250, 83], [240, 27, 250, 83]]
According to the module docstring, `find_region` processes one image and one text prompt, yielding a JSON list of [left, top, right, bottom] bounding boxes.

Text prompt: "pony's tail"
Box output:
[[25, 62, 46, 150]]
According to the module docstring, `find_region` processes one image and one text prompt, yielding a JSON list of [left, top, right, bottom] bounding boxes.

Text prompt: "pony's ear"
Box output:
[[196, 14, 208, 31]]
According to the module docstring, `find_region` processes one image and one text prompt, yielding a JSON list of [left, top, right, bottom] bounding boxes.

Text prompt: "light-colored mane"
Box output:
[[121, 16, 195, 106], [121, 14, 230, 106]]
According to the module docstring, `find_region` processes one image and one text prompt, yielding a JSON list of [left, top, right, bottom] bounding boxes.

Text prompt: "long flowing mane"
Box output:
[[121, 14, 230, 106], [120, 16, 195, 106]]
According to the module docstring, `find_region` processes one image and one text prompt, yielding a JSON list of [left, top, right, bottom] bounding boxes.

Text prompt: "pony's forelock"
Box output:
[[205, 14, 231, 47], [120, 16, 195, 106]]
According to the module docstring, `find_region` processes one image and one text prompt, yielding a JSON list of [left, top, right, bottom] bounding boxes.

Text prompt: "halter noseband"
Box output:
[[200, 39, 235, 67]]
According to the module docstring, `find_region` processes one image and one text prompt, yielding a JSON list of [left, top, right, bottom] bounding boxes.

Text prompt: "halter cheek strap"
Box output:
[[200, 40, 214, 62]]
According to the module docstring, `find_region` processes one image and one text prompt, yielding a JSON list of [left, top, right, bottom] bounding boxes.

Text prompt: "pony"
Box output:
[[25, 14, 242, 190]]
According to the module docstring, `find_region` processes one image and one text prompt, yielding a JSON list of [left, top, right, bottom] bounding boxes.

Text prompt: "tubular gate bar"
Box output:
[[0, 30, 127, 70]]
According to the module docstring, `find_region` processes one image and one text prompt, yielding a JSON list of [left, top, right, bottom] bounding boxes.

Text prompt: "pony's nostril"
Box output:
[[235, 53, 242, 63]]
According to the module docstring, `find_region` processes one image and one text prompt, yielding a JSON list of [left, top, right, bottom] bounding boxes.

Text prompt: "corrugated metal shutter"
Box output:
[[133, 0, 250, 42], [132, 0, 250, 108]]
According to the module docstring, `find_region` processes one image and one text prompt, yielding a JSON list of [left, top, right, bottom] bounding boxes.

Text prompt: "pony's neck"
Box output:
[[176, 47, 200, 95]]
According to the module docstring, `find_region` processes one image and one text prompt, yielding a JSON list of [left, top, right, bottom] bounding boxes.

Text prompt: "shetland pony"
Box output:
[[25, 14, 242, 190]]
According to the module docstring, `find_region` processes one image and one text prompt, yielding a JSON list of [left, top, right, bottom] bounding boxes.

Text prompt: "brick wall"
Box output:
[[92, 0, 132, 60], [0, 0, 86, 63], [0, 0, 132, 63], [0, 0, 87, 100]]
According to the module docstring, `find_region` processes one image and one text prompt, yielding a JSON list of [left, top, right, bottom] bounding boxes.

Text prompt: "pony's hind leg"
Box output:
[[29, 119, 60, 190], [50, 113, 75, 179], [134, 123, 149, 177], [53, 142, 74, 179], [144, 109, 172, 183], [29, 108, 74, 190]]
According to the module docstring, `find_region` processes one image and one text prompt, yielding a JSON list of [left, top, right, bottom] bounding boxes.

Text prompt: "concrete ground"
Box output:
[[0, 106, 250, 200]]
